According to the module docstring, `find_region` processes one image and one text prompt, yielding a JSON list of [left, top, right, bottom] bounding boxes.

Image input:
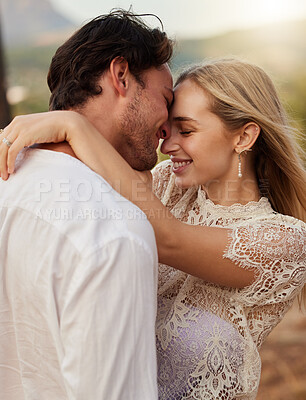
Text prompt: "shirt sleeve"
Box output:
[[59, 236, 158, 400], [223, 221, 306, 306]]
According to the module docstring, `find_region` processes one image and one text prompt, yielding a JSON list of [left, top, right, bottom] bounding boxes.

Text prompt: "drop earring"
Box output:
[[238, 152, 242, 178], [237, 149, 252, 179]]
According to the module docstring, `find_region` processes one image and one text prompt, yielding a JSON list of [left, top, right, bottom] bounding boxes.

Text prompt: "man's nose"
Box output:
[[160, 124, 178, 155], [159, 121, 171, 140]]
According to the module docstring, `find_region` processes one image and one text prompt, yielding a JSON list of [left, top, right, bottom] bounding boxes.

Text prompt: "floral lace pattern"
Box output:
[[152, 160, 306, 400]]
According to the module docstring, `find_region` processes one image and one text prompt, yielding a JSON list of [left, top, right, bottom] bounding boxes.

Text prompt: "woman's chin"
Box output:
[[174, 177, 194, 189]]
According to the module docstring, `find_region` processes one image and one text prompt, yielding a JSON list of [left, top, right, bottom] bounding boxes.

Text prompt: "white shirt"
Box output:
[[0, 148, 158, 400]]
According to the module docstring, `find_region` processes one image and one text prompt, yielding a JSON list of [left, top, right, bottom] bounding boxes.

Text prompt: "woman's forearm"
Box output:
[[66, 117, 254, 288], [66, 115, 179, 260], [1, 111, 254, 288]]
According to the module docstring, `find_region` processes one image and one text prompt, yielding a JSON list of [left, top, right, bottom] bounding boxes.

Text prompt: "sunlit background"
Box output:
[[1, 0, 306, 132], [51, 0, 306, 38], [0, 2, 305, 398]]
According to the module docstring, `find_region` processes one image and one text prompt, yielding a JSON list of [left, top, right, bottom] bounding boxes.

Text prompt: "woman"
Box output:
[[1, 58, 305, 399]]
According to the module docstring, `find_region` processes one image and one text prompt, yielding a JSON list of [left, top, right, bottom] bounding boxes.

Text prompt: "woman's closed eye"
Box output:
[[179, 130, 192, 135]]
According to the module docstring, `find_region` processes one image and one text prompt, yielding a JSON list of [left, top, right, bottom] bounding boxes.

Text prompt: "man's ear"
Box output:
[[109, 57, 130, 96], [234, 122, 260, 153]]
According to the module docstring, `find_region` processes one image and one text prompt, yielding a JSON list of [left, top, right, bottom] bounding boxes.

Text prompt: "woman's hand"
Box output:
[[0, 110, 84, 180]]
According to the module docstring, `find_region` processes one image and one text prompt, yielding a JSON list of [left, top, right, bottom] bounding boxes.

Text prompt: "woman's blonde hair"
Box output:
[[176, 58, 306, 305]]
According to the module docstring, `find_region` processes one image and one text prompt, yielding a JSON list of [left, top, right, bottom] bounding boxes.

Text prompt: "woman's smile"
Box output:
[[170, 156, 193, 173]]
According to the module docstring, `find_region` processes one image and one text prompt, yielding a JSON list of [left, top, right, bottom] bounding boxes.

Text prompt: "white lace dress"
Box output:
[[152, 160, 306, 400]]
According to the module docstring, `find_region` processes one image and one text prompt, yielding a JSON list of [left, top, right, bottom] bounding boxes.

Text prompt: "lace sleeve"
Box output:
[[152, 160, 172, 200], [224, 221, 306, 306]]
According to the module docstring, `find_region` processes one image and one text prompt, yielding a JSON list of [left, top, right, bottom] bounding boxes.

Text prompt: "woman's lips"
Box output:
[[171, 159, 193, 173]]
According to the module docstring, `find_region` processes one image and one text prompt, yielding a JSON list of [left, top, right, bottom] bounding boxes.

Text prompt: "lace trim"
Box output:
[[197, 190, 274, 217], [224, 222, 306, 306]]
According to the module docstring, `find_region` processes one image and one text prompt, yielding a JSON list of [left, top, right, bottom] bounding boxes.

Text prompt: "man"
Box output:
[[0, 10, 173, 399]]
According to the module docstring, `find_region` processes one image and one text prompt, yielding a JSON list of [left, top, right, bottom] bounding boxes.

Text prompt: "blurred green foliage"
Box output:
[[6, 44, 57, 114]]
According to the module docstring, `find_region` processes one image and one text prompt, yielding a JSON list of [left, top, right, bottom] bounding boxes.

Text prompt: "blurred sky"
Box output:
[[50, 0, 306, 39]]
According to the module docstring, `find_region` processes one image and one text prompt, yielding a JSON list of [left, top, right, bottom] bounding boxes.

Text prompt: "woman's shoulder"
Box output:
[[226, 211, 305, 281], [224, 211, 305, 306], [267, 210, 306, 231], [234, 209, 306, 257], [237, 198, 306, 231]]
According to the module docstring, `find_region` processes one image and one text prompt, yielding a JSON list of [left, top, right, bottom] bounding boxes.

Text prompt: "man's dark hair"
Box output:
[[47, 9, 174, 110]]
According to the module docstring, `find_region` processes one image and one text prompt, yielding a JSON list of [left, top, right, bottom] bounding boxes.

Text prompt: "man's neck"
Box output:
[[35, 142, 77, 158]]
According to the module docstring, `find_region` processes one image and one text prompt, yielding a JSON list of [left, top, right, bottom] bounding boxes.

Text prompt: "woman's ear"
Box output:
[[109, 57, 130, 96], [234, 122, 260, 153]]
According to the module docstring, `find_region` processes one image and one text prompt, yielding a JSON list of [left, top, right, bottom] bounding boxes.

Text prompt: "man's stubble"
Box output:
[[118, 85, 158, 171]]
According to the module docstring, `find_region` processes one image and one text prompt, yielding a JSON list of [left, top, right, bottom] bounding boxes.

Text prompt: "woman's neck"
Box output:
[[203, 177, 261, 207]]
